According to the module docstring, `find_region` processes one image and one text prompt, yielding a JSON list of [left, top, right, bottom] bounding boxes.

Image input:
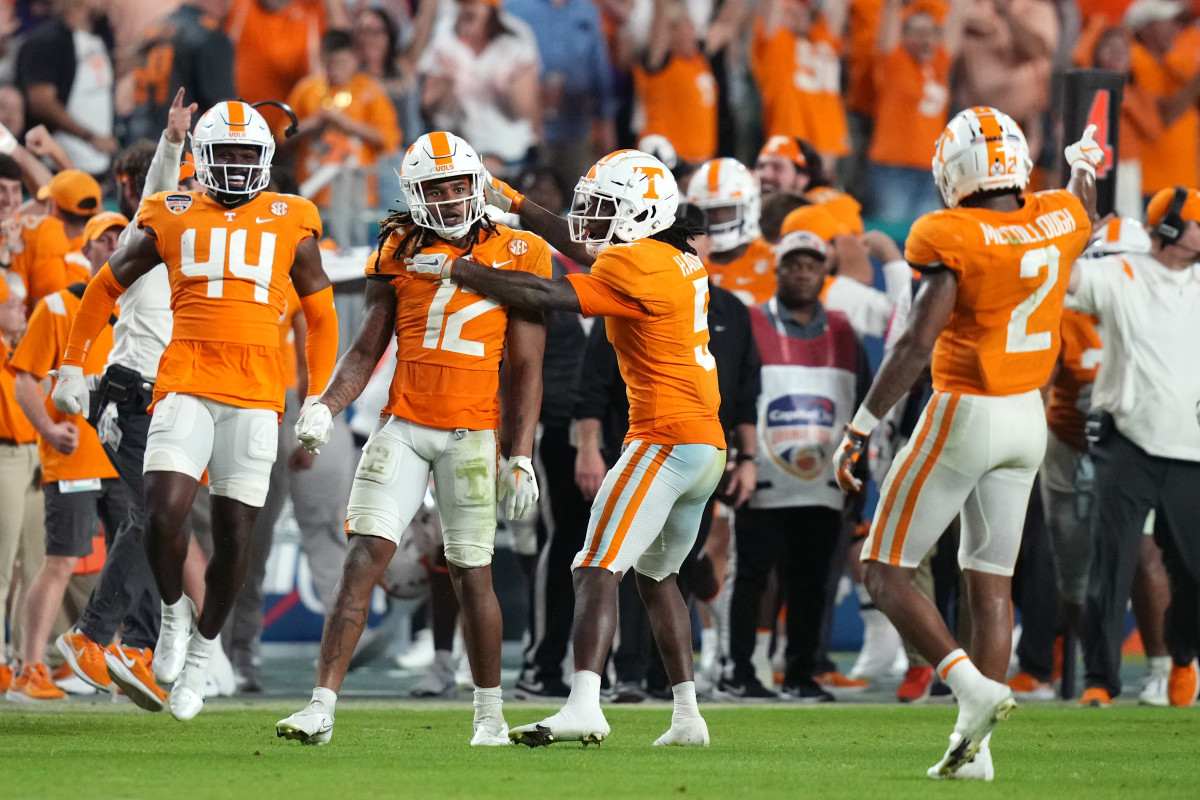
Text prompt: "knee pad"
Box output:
[[443, 540, 493, 569], [347, 483, 402, 544]]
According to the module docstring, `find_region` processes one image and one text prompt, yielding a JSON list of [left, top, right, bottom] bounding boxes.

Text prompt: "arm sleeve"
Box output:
[[298, 285, 338, 397], [566, 272, 648, 319], [143, 135, 185, 200], [572, 318, 619, 421], [61, 266, 127, 367]]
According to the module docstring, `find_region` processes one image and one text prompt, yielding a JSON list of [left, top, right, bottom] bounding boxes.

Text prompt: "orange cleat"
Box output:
[[814, 671, 869, 692], [0, 664, 12, 693], [1007, 672, 1055, 700], [6, 663, 67, 701], [56, 631, 113, 692], [104, 645, 167, 712], [897, 666, 934, 703], [1168, 660, 1199, 708], [1078, 687, 1112, 707]]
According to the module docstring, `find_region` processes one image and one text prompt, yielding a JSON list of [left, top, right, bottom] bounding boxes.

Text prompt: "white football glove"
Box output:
[[499, 455, 539, 521], [295, 397, 333, 455], [404, 253, 452, 281], [49, 364, 89, 416], [1064, 124, 1105, 176]]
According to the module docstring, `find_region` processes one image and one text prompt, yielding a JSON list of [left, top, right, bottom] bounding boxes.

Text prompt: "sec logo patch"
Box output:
[[165, 194, 193, 215], [508, 239, 528, 256], [271, 201, 289, 216]]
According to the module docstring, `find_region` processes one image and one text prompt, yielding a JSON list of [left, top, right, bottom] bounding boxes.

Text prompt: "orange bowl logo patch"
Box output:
[[165, 194, 193, 215]]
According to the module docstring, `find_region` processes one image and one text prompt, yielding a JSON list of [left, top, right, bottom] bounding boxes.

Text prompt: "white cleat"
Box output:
[[930, 680, 1016, 776], [277, 702, 335, 746], [205, 637, 237, 697], [154, 597, 196, 685], [167, 637, 212, 721], [1139, 658, 1171, 707], [848, 609, 905, 681], [654, 717, 710, 747], [928, 735, 994, 781], [471, 715, 512, 746], [509, 706, 611, 748]]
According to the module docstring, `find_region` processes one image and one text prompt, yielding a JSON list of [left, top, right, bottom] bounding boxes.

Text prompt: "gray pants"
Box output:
[[0, 442, 42, 654], [1082, 429, 1200, 697], [222, 392, 355, 680]]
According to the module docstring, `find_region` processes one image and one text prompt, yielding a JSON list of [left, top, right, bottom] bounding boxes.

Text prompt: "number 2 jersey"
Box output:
[[368, 223, 551, 431], [905, 190, 1091, 396], [136, 190, 322, 414], [566, 239, 724, 449]]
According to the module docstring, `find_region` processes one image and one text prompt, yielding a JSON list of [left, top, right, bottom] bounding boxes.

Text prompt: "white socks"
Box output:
[[564, 670, 602, 710], [473, 685, 503, 718], [937, 648, 986, 698], [312, 686, 337, 713], [671, 681, 701, 721]]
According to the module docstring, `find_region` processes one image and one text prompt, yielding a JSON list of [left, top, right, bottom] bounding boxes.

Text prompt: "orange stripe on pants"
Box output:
[[869, 393, 942, 562], [580, 442, 650, 566], [886, 394, 961, 565], [597, 445, 673, 570]]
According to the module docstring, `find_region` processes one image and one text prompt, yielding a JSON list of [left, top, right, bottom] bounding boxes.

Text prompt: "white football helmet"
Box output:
[[398, 132, 486, 240], [192, 101, 274, 197], [569, 149, 678, 255], [932, 106, 1032, 208], [1084, 216, 1151, 258], [686, 158, 761, 253]]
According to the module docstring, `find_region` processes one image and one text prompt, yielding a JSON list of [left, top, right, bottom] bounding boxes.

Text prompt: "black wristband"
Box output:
[[736, 452, 756, 464]]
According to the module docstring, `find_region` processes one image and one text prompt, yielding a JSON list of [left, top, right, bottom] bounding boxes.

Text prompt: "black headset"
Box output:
[[1155, 186, 1189, 245], [250, 100, 300, 139]]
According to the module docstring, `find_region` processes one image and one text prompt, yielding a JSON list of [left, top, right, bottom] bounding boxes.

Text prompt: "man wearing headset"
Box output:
[[1068, 186, 1200, 709]]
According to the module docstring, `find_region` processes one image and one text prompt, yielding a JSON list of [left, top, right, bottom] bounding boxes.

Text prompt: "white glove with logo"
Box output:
[[499, 455, 539, 521], [49, 365, 89, 416], [405, 253, 452, 281], [1064, 124, 1105, 177], [295, 397, 333, 455]]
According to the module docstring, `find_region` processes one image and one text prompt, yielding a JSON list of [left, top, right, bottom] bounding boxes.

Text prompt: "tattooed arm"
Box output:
[[319, 276, 396, 416]]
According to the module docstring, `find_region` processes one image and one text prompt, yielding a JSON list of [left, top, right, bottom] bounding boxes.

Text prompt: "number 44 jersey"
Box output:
[[137, 190, 322, 414], [369, 223, 552, 432], [905, 189, 1092, 396]]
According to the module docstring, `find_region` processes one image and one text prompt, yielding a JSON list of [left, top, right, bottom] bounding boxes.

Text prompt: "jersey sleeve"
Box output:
[[509, 233, 553, 279], [364, 231, 406, 277], [905, 213, 967, 276], [566, 272, 648, 320], [291, 196, 323, 241], [9, 297, 61, 379], [136, 192, 169, 238]]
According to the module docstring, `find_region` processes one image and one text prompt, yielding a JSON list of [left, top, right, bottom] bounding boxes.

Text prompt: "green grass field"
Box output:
[[4, 702, 1200, 799]]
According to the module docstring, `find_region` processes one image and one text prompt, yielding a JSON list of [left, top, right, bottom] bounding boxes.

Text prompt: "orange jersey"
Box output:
[[10, 216, 79, 316], [9, 289, 116, 483], [368, 224, 551, 431], [137, 190, 322, 414], [845, 0, 884, 114], [751, 17, 850, 157], [706, 238, 776, 306], [1131, 41, 1200, 193], [0, 339, 37, 444], [633, 53, 718, 164], [1046, 309, 1102, 450], [867, 46, 951, 169], [905, 190, 1091, 396], [226, 0, 325, 110], [287, 71, 402, 208], [566, 239, 724, 448], [806, 186, 864, 234]]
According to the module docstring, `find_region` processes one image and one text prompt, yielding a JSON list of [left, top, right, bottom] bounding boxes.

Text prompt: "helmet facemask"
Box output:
[[400, 171, 486, 240], [568, 182, 622, 256], [194, 142, 273, 200]]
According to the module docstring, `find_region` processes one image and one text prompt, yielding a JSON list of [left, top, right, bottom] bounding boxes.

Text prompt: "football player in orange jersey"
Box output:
[[276, 132, 548, 747], [49, 100, 339, 721], [832, 107, 1103, 779], [407, 149, 726, 748]]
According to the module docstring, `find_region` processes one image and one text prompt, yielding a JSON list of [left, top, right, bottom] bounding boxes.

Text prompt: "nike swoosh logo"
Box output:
[[118, 649, 139, 669], [256, 217, 275, 224], [492, 260, 512, 268]]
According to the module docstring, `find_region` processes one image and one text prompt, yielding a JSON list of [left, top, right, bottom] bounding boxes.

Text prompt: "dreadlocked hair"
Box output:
[[368, 208, 501, 273], [649, 215, 704, 256]]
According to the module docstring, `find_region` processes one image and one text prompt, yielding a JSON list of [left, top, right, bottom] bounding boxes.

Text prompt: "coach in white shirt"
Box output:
[[1067, 186, 1200, 708]]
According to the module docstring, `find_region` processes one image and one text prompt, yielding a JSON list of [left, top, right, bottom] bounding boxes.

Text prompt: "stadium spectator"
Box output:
[[955, 0, 1058, 159], [752, 0, 851, 173], [0, 86, 26, 138], [506, 0, 619, 191], [123, 0, 237, 145], [865, 0, 966, 227], [287, 28, 402, 218], [8, 216, 128, 702], [418, 0, 542, 170], [15, 0, 117, 176], [354, 3, 437, 146], [0, 271, 38, 694], [631, 0, 719, 168], [1126, 0, 1200, 196], [1072, 187, 1200, 708]]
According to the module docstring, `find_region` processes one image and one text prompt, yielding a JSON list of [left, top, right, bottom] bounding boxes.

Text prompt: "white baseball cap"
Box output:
[[1124, 0, 1185, 30]]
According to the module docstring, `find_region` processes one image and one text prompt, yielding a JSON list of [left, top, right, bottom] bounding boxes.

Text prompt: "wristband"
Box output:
[[736, 452, 756, 464], [850, 406, 880, 436]]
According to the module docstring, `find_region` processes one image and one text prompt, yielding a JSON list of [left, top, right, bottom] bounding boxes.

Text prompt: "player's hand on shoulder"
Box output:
[[1064, 124, 1105, 175], [405, 252, 451, 280], [833, 424, 869, 494], [295, 396, 333, 455], [499, 454, 539, 520], [49, 364, 89, 417], [483, 171, 524, 214]]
